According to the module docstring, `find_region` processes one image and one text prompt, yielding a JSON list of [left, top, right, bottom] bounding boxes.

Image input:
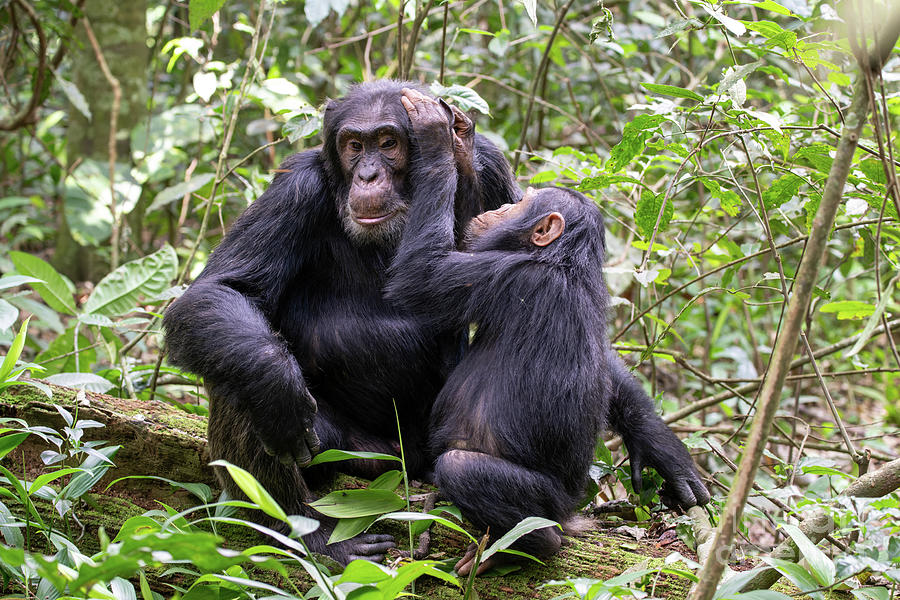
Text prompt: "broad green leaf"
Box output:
[[728, 591, 794, 600], [641, 82, 703, 102], [305, 0, 351, 28], [699, 177, 742, 216], [55, 73, 91, 120], [635, 190, 673, 238], [328, 514, 377, 544], [578, 174, 641, 191], [607, 114, 667, 173], [701, 4, 746, 35], [718, 61, 763, 97], [83, 245, 178, 316], [147, 173, 214, 214], [859, 158, 887, 185], [481, 516, 560, 563], [749, 0, 795, 16], [743, 20, 785, 39], [0, 275, 43, 292], [846, 276, 896, 357], [29, 467, 83, 495], [819, 300, 875, 320], [800, 465, 854, 479], [338, 560, 392, 585], [781, 523, 835, 586], [61, 445, 120, 500], [210, 460, 288, 523], [309, 489, 405, 518], [377, 560, 460, 598], [763, 557, 824, 600], [0, 319, 29, 383], [519, 0, 537, 26], [307, 448, 401, 466], [9, 252, 77, 315], [188, 0, 226, 31], [430, 82, 491, 115], [0, 300, 17, 331], [377, 511, 475, 540], [0, 432, 29, 461], [45, 373, 114, 394], [656, 18, 703, 38], [761, 173, 803, 209]]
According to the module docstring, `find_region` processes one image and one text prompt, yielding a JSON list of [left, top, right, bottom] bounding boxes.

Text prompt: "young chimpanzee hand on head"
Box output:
[[387, 88, 709, 576]]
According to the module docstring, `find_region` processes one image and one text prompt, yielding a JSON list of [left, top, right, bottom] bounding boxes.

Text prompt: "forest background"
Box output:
[[0, 0, 899, 599]]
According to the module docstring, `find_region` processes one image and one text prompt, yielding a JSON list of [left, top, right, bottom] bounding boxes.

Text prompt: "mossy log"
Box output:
[[0, 382, 711, 599]]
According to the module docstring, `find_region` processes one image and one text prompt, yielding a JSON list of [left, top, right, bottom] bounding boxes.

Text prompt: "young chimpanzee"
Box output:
[[386, 89, 709, 575]]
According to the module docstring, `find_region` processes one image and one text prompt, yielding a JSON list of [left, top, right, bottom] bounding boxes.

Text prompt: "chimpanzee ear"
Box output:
[[532, 212, 565, 247], [438, 98, 455, 125]]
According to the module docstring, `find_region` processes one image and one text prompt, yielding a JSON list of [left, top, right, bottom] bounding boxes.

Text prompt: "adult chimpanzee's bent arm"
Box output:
[[605, 352, 710, 508], [164, 152, 322, 465]]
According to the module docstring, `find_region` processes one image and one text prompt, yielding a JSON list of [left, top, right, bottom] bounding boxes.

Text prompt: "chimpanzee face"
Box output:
[[463, 188, 565, 251], [333, 100, 411, 246]]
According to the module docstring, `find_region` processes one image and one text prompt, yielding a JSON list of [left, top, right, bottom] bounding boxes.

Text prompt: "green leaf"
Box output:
[[699, 177, 742, 216], [378, 511, 476, 541], [0, 432, 30, 461], [83, 245, 178, 316], [306, 448, 401, 467], [188, 0, 226, 31], [763, 557, 824, 600], [656, 18, 703, 38], [641, 83, 703, 102], [9, 252, 76, 315], [749, 0, 795, 16], [635, 190, 673, 238], [718, 61, 763, 97], [0, 299, 17, 331], [44, 373, 114, 394], [430, 82, 491, 115], [761, 173, 803, 209], [308, 489, 406, 518], [481, 516, 560, 563], [29, 467, 83, 495], [377, 560, 459, 599], [519, 0, 537, 27], [0, 275, 43, 292], [61, 445, 120, 500], [743, 20, 786, 39], [819, 300, 875, 320], [0, 319, 29, 384], [210, 460, 288, 523], [607, 114, 667, 172], [147, 173, 215, 214], [780, 523, 835, 587]]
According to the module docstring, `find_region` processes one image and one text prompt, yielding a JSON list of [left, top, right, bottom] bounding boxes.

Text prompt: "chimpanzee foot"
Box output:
[[329, 533, 396, 564], [455, 543, 509, 577]]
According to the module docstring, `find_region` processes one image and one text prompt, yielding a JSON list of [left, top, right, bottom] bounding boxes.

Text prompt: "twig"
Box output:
[[401, 0, 436, 79], [82, 16, 122, 270], [511, 0, 576, 172], [0, 0, 47, 131]]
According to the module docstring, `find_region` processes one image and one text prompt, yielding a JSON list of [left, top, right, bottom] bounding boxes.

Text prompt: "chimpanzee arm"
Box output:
[[386, 90, 527, 325], [606, 351, 710, 508], [163, 151, 322, 466]]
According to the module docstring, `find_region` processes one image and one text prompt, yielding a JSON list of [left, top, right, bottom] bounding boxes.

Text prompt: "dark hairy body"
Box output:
[[163, 80, 519, 563], [386, 89, 709, 575]]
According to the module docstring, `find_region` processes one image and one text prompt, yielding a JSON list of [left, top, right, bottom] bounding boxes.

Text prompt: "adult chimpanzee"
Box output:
[[386, 89, 709, 575], [162, 80, 520, 563]]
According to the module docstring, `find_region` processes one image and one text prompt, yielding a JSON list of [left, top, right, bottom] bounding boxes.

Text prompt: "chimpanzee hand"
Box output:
[[625, 431, 710, 509], [400, 88, 454, 156], [448, 104, 476, 176], [255, 387, 321, 467]]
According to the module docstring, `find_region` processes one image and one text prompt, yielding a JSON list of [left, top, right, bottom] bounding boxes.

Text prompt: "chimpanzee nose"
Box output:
[[358, 164, 378, 182]]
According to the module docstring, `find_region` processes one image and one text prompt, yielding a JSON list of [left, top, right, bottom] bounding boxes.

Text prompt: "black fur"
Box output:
[[163, 80, 519, 563], [385, 99, 709, 563]]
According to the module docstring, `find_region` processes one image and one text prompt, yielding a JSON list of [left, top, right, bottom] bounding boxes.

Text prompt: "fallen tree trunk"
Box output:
[[0, 381, 215, 490]]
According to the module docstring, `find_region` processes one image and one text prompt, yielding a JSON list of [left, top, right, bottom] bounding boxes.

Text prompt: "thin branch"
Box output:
[[82, 16, 122, 270], [0, 0, 47, 131]]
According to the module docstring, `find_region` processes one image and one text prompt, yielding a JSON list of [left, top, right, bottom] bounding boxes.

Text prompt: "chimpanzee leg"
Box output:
[[606, 352, 710, 507], [207, 394, 395, 563], [434, 449, 569, 569]]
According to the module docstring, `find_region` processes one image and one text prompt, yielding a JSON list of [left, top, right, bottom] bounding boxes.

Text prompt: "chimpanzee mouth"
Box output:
[[352, 211, 396, 226]]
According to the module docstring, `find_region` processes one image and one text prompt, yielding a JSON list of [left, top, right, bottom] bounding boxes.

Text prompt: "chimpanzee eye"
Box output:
[[349, 141, 363, 152], [380, 138, 397, 150]]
